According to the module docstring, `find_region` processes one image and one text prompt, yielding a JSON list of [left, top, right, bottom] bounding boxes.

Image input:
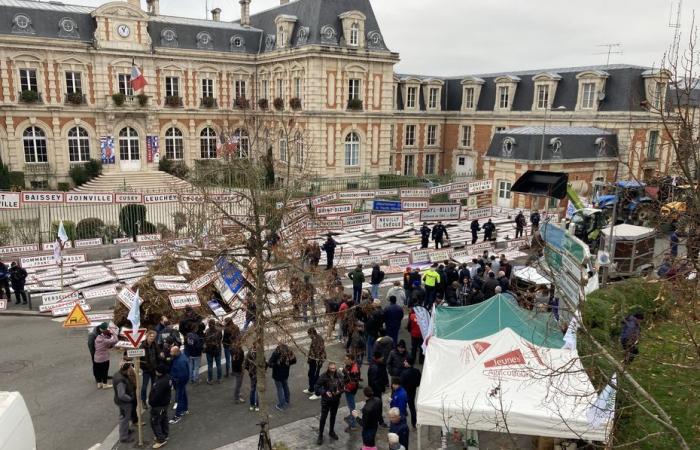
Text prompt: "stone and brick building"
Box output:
[[0, 0, 675, 207]]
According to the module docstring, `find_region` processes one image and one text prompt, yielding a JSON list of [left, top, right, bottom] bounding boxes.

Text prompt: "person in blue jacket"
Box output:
[[383, 296, 404, 346], [389, 376, 408, 422], [168, 346, 190, 424]]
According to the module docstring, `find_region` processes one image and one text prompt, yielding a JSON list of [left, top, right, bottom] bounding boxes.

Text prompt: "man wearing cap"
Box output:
[[149, 364, 172, 449], [421, 264, 440, 310], [419, 223, 431, 249]]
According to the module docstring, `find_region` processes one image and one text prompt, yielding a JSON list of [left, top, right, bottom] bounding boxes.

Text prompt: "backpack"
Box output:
[[186, 333, 203, 353]]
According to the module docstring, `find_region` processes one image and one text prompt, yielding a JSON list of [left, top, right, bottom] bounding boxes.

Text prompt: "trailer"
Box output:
[[600, 224, 656, 278]]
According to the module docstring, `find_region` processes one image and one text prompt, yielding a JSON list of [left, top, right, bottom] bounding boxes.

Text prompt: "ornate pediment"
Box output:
[[91, 2, 150, 20]]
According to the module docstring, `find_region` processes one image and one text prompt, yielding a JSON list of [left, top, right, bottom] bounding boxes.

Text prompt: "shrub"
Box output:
[[11, 219, 39, 244], [143, 221, 157, 234], [234, 97, 250, 109], [201, 96, 215, 108], [76, 218, 105, 240], [156, 223, 174, 239], [273, 97, 284, 111], [173, 212, 187, 232], [0, 164, 25, 191], [137, 93, 149, 107], [70, 159, 102, 186], [85, 159, 102, 179], [112, 92, 125, 106], [347, 98, 363, 110], [0, 223, 12, 246], [258, 98, 269, 110], [165, 95, 182, 107], [159, 158, 189, 179], [51, 220, 76, 242], [102, 225, 120, 244], [120, 204, 147, 238], [20, 90, 38, 103], [9, 171, 25, 189], [289, 97, 302, 110], [57, 182, 70, 192], [0, 162, 9, 190], [65, 92, 83, 105]]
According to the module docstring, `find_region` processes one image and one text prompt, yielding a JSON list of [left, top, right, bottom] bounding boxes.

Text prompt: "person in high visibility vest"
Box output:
[[422, 263, 441, 309]]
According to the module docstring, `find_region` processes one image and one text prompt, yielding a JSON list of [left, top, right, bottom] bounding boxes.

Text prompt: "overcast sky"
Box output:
[[74, 0, 698, 75]]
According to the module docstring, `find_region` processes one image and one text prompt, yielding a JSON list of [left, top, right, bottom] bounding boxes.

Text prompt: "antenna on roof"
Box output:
[[669, 0, 683, 56], [594, 43, 623, 65]]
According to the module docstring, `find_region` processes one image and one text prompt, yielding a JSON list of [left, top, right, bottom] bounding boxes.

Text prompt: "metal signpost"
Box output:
[[124, 329, 147, 447]]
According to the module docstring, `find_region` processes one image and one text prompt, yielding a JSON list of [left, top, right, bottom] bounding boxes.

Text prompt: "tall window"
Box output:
[[293, 77, 301, 99], [464, 87, 475, 109], [426, 125, 437, 146], [536, 84, 549, 109], [403, 155, 415, 176], [425, 154, 436, 175], [235, 80, 246, 99], [498, 180, 512, 200], [261, 80, 269, 99], [23, 126, 47, 163], [294, 132, 304, 165], [581, 82, 596, 109], [405, 125, 416, 146], [19, 68, 37, 92], [234, 129, 249, 158], [279, 133, 288, 162], [428, 88, 439, 109], [344, 132, 360, 166], [201, 78, 214, 98], [348, 79, 361, 101], [407, 87, 417, 108], [165, 127, 184, 160], [279, 27, 287, 47], [67, 126, 90, 162], [498, 86, 510, 109], [118, 127, 140, 161], [118, 74, 133, 96], [165, 76, 179, 97], [276, 79, 283, 98], [647, 130, 659, 160], [200, 128, 217, 159], [461, 125, 472, 147], [653, 82, 665, 109], [65, 71, 82, 94], [349, 23, 359, 46]]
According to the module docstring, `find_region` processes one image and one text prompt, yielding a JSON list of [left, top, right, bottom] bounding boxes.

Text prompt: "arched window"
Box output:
[[344, 132, 360, 166], [67, 126, 90, 162], [165, 127, 184, 160], [234, 129, 249, 158], [200, 127, 217, 159], [294, 131, 304, 165], [23, 126, 47, 163], [279, 132, 288, 162], [349, 23, 359, 46], [118, 127, 140, 161]]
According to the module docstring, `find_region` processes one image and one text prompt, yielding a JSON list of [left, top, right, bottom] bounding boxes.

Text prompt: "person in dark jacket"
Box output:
[[222, 317, 240, 378], [470, 219, 481, 245], [364, 303, 384, 364], [168, 346, 189, 424], [305, 327, 326, 400], [268, 343, 297, 410], [386, 341, 408, 377], [436, 264, 447, 299], [148, 364, 171, 449], [530, 210, 541, 232], [399, 357, 421, 430], [112, 362, 136, 443], [515, 211, 526, 238], [352, 386, 383, 447], [466, 287, 485, 306], [230, 342, 246, 403], [445, 263, 460, 286], [204, 319, 223, 384], [369, 264, 385, 300], [321, 234, 337, 270], [243, 295, 256, 332], [348, 264, 365, 304], [367, 351, 389, 412], [483, 219, 496, 241], [419, 223, 431, 249], [342, 353, 361, 431], [445, 281, 460, 306], [389, 407, 410, 450], [621, 312, 644, 363], [497, 271, 510, 292], [315, 362, 343, 445], [245, 349, 262, 410], [383, 296, 404, 345], [482, 272, 499, 298], [185, 323, 204, 383], [139, 330, 160, 405], [431, 221, 449, 248], [409, 280, 425, 308], [178, 306, 201, 337], [9, 262, 27, 304], [374, 330, 394, 366], [0, 260, 11, 300]]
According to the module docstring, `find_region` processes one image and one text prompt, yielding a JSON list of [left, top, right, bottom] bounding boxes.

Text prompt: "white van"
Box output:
[[0, 392, 36, 450]]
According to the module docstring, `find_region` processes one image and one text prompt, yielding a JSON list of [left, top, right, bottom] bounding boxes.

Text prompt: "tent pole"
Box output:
[[417, 425, 422, 450]]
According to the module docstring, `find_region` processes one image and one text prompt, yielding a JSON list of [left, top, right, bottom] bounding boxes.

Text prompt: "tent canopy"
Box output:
[[434, 294, 564, 348]]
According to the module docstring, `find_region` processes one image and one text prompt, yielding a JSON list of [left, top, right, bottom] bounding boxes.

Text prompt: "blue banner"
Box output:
[[373, 199, 402, 212], [215, 257, 246, 297], [100, 136, 115, 164]]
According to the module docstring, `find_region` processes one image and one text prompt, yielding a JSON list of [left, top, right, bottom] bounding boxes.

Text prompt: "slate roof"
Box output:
[[0, 0, 95, 43], [485, 126, 619, 161]]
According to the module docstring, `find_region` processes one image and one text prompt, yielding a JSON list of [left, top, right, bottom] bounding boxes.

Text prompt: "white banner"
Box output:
[[375, 188, 399, 197], [388, 255, 411, 267], [153, 275, 187, 282], [0, 244, 39, 255], [420, 204, 461, 221], [0, 193, 20, 209], [21, 253, 85, 269], [169, 293, 201, 309], [355, 254, 382, 266], [71, 275, 116, 290], [117, 286, 137, 309], [42, 241, 74, 251], [308, 219, 343, 230], [401, 200, 429, 210], [144, 193, 178, 204], [51, 300, 91, 317], [400, 188, 430, 199], [21, 191, 65, 203], [115, 193, 143, 204], [315, 204, 352, 216], [448, 191, 470, 200], [342, 213, 372, 228], [411, 248, 431, 263], [374, 214, 404, 230], [429, 249, 453, 262], [189, 270, 218, 291], [65, 193, 114, 203], [41, 290, 80, 305], [83, 283, 119, 300], [75, 238, 103, 248]]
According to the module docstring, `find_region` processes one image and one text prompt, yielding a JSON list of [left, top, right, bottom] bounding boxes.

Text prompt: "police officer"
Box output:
[[419, 223, 431, 249]]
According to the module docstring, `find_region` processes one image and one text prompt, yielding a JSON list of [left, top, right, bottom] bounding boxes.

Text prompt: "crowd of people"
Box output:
[[0, 259, 28, 306]]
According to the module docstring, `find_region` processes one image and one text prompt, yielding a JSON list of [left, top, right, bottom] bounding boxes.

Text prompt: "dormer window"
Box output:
[[581, 82, 596, 109], [422, 79, 444, 111], [536, 85, 549, 109], [499, 86, 510, 109], [494, 75, 520, 111], [461, 76, 484, 111], [339, 11, 366, 48], [349, 23, 359, 46], [531, 72, 561, 111], [575, 70, 609, 111], [642, 69, 671, 111], [428, 88, 439, 108], [407, 87, 417, 108], [274, 15, 297, 49]]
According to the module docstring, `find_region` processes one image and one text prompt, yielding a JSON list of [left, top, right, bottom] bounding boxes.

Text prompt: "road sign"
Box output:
[[123, 328, 147, 348], [126, 348, 146, 358], [62, 303, 91, 328], [372, 200, 402, 212]]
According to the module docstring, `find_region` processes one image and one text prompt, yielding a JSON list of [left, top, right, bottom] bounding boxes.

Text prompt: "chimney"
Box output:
[[239, 0, 251, 27], [146, 0, 159, 15], [127, 0, 141, 9], [280, 0, 289, 4], [211, 7, 221, 22]]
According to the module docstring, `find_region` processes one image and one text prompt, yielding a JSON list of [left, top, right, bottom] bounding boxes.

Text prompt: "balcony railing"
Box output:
[[200, 97, 218, 108], [24, 162, 51, 173], [65, 92, 86, 105], [18, 90, 43, 104]]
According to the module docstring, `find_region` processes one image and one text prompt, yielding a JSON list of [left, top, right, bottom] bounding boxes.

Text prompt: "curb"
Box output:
[[0, 310, 49, 318]]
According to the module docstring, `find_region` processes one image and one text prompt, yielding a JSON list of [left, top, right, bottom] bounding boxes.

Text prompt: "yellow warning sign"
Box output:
[[62, 303, 91, 328]]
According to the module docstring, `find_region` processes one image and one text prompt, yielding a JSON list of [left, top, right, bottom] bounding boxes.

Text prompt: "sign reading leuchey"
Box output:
[[420, 204, 461, 221], [374, 214, 404, 230]]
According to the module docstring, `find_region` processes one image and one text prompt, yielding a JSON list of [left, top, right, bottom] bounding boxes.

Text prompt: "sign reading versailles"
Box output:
[[420, 204, 461, 221]]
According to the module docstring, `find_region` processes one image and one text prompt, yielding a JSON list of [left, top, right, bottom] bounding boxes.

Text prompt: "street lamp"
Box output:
[[539, 105, 567, 164]]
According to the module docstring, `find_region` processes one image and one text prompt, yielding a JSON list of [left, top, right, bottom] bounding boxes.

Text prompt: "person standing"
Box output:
[[349, 321, 367, 370], [515, 211, 526, 238], [419, 223, 431, 249], [530, 210, 541, 232], [94, 326, 117, 389], [422, 264, 440, 310], [321, 233, 337, 270], [367, 352, 389, 428], [431, 221, 449, 249], [348, 264, 365, 304], [386, 341, 408, 377], [9, 262, 27, 305], [230, 342, 246, 404], [0, 260, 11, 301], [407, 309, 423, 365], [305, 327, 326, 400], [204, 319, 223, 384], [222, 317, 241, 378], [386, 280, 406, 307], [315, 362, 343, 445], [139, 330, 159, 406], [483, 219, 496, 241], [482, 272, 499, 299], [409, 281, 425, 309], [621, 312, 644, 364], [112, 362, 136, 444], [369, 264, 385, 300], [185, 323, 204, 384], [670, 230, 680, 258], [268, 342, 297, 411], [301, 274, 317, 323], [383, 297, 404, 346], [400, 357, 421, 430], [88, 323, 106, 387], [390, 377, 409, 422], [388, 430, 408, 450], [352, 386, 383, 448], [169, 346, 190, 424], [244, 348, 260, 411], [341, 353, 360, 432], [470, 219, 481, 245], [148, 364, 171, 449], [389, 408, 410, 449]]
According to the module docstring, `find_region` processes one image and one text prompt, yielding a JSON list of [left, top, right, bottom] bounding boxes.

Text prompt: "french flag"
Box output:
[[130, 65, 147, 91]]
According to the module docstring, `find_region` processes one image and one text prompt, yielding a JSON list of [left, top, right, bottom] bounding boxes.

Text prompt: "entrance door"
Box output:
[[403, 155, 415, 176], [118, 127, 141, 172], [497, 179, 513, 207], [455, 154, 475, 177]]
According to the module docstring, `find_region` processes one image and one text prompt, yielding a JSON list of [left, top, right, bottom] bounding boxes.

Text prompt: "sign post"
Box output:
[[124, 328, 147, 447]]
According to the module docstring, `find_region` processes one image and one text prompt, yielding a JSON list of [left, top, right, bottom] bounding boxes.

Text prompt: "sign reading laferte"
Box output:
[[0, 193, 20, 209], [420, 204, 461, 221], [374, 214, 404, 231], [315, 204, 352, 216]]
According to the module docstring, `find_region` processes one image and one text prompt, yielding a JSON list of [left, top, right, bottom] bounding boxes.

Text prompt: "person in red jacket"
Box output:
[[407, 308, 424, 365]]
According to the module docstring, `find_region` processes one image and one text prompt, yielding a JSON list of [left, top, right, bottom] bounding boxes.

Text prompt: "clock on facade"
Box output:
[[117, 24, 130, 38]]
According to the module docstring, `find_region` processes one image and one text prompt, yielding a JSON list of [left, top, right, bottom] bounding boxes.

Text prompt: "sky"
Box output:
[[71, 0, 698, 76]]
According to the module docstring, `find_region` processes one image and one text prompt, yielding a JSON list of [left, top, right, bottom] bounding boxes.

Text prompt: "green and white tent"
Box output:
[[416, 295, 613, 442]]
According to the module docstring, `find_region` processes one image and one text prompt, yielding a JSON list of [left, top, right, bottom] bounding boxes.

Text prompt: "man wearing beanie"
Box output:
[[149, 364, 172, 448]]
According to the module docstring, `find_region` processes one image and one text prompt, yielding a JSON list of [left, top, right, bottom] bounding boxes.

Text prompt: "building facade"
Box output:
[[0, 0, 673, 206]]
